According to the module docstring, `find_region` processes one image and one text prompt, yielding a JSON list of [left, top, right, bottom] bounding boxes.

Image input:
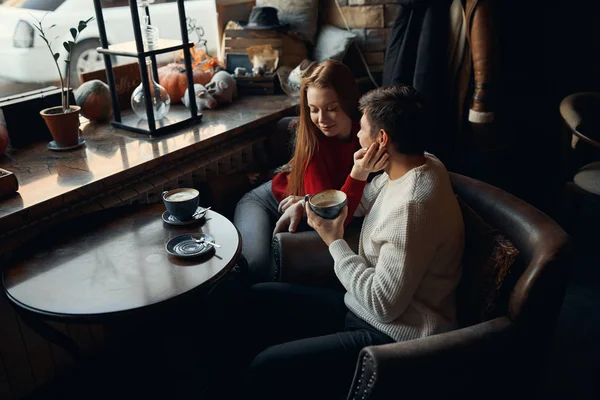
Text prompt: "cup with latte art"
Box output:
[[162, 188, 200, 221], [304, 189, 347, 219]]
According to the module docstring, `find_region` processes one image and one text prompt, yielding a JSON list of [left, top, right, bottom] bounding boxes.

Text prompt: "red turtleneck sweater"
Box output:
[[271, 123, 366, 226]]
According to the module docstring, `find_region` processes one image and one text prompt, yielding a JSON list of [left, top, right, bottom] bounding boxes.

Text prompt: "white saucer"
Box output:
[[162, 206, 208, 226], [47, 137, 86, 151]]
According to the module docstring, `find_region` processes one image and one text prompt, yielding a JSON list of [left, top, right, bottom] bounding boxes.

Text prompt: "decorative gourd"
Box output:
[[74, 80, 113, 122], [0, 124, 9, 156], [157, 63, 212, 104]]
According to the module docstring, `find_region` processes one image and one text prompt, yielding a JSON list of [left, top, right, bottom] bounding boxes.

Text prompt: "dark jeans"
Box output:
[[208, 283, 394, 400], [233, 181, 281, 283]]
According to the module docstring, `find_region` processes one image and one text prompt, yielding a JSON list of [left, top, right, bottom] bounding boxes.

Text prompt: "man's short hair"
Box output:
[[359, 85, 429, 155]]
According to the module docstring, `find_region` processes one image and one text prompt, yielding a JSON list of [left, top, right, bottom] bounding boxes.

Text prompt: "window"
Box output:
[[0, 0, 220, 98], [3, 0, 65, 11]]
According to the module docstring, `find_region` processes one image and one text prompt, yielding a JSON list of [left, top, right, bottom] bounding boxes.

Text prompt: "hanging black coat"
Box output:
[[383, 0, 454, 164]]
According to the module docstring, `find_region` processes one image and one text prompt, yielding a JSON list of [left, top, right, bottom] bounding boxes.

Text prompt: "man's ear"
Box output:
[[378, 129, 390, 147]]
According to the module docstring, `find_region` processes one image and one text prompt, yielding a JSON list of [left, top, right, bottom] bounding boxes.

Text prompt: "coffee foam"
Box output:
[[313, 200, 339, 207], [165, 189, 197, 202], [311, 190, 346, 207]]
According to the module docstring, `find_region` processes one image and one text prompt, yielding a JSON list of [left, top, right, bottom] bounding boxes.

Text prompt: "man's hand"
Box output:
[[278, 195, 303, 213], [274, 201, 305, 234], [351, 142, 389, 181], [306, 203, 347, 246]]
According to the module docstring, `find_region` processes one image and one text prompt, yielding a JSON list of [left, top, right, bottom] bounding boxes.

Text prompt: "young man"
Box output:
[[233, 85, 464, 400]]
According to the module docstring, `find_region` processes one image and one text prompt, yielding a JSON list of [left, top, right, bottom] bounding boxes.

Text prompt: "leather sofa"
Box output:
[[271, 172, 570, 399]]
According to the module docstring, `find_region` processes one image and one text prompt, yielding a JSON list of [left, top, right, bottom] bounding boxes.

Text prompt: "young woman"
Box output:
[[233, 60, 369, 283]]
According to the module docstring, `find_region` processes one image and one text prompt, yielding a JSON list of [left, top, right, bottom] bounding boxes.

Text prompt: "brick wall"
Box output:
[[322, 0, 400, 75], [215, 0, 399, 79]]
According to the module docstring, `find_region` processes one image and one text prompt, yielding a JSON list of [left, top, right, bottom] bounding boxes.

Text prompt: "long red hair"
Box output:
[[286, 60, 360, 196]]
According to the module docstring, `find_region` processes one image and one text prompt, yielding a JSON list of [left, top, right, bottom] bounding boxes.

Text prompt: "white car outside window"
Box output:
[[0, 0, 219, 85]]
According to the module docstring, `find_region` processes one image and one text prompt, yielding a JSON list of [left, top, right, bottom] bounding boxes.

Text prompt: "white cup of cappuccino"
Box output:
[[162, 188, 200, 221]]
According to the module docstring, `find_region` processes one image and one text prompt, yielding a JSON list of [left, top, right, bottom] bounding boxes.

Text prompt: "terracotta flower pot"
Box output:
[[40, 106, 81, 147]]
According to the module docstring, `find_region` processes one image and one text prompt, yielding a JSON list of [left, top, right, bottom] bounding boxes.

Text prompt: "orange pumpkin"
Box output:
[[158, 63, 212, 104], [74, 80, 113, 122]]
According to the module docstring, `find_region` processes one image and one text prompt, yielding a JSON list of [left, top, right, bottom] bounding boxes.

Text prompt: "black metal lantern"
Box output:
[[91, 0, 202, 136]]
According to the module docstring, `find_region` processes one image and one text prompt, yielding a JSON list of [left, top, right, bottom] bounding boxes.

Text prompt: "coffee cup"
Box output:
[[305, 189, 347, 219], [162, 188, 200, 221]]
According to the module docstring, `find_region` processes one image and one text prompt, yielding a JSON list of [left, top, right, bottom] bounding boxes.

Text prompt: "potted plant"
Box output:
[[33, 15, 94, 147]]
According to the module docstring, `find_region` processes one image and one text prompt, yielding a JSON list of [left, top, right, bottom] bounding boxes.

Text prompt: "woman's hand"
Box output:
[[278, 195, 303, 213], [306, 203, 348, 246], [274, 201, 305, 234], [350, 142, 389, 181]]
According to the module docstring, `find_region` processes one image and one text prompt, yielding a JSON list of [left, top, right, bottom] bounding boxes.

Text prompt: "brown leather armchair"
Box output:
[[271, 172, 570, 399]]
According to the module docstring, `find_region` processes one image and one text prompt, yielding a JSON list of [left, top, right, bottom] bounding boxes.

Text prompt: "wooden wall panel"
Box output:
[[0, 293, 14, 399], [67, 324, 95, 356], [16, 316, 56, 387], [0, 294, 35, 398], [0, 350, 12, 399], [46, 322, 75, 375], [88, 324, 106, 350]]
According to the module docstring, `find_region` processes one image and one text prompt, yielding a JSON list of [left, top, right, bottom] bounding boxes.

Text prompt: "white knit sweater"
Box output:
[[329, 154, 464, 342]]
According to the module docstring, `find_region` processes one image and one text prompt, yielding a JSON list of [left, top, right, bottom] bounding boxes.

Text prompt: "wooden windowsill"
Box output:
[[0, 95, 298, 234]]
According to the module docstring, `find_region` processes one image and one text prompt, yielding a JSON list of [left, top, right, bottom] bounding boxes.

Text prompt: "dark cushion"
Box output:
[[456, 197, 519, 327]]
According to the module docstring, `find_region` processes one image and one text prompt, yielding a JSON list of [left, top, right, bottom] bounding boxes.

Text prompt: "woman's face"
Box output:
[[306, 86, 353, 140]]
